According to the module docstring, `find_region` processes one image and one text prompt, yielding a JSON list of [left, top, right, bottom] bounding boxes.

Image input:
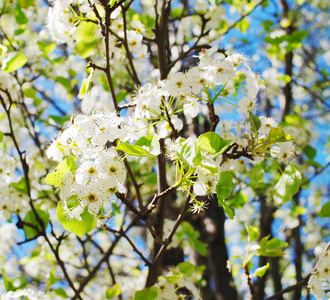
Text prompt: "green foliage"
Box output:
[[198, 132, 231, 155], [2, 269, 28, 292], [245, 224, 259, 243], [319, 201, 330, 217], [248, 112, 261, 133], [15, 4, 28, 25], [134, 134, 160, 156], [116, 143, 155, 157], [273, 164, 302, 204], [254, 262, 269, 277], [216, 172, 236, 219], [57, 202, 97, 236], [268, 128, 294, 143], [45, 156, 77, 187], [53, 288, 69, 298], [23, 209, 49, 239], [134, 287, 158, 300], [10, 177, 29, 195], [106, 284, 121, 299], [258, 235, 288, 257], [176, 221, 207, 256], [2, 51, 28, 73]]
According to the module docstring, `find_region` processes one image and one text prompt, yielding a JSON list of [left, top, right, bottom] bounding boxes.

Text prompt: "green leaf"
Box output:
[[106, 284, 121, 299], [254, 263, 269, 277], [245, 224, 259, 242], [47, 268, 60, 286], [48, 115, 71, 127], [219, 200, 235, 219], [268, 127, 294, 143], [258, 236, 288, 257], [179, 221, 207, 256], [135, 287, 158, 300], [78, 70, 94, 99], [248, 112, 261, 133], [54, 287, 69, 298], [164, 273, 182, 283], [45, 156, 77, 187], [57, 202, 97, 236], [135, 134, 160, 156], [15, 4, 28, 25], [249, 163, 265, 190], [56, 76, 71, 93], [74, 22, 99, 58], [227, 191, 247, 208], [198, 132, 231, 154], [36, 41, 56, 55], [171, 8, 185, 18], [2, 269, 28, 292], [18, 0, 34, 8], [176, 262, 195, 277], [116, 143, 154, 157], [23, 209, 49, 239], [216, 172, 235, 200], [277, 74, 291, 83], [273, 164, 302, 204], [2, 52, 28, 73], [10, 177, 29, 195], [303, 145, 317, 160], [0, 45, 7, 57], [237, 17, 249, 33], [0, 131, 3, 142], [319, 201, 330, 217]]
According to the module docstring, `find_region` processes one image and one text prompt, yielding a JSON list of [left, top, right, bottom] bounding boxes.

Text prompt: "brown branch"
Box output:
[[104, 225, 151, 266], [145, 187, 191, 287], [264, 274, 311, 300], [244, 265, 257, 300], [146, 185, 177, 214]]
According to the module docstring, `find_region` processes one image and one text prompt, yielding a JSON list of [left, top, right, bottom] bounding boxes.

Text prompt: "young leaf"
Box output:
[[106, 284, 121, 299], [45, 156, 77, 187], [245, 224, 259, 243], [319, 201, 330, 218], [54, 288, 69, 298], [254, 262, 269, 277], [248, 111, 261, 133], [15, 4, 28, 25], [198, 132, 231, 154], [23, 209, 49, 239], [134, 287, 158, 300], [2, 52, 28, 73], [218, 200, 236, 219], [268, 127, 294, 143], [216, 172, 235, 200], [258, 236, 288, 257], [116, 143, 154, 157], [57, 202, 97, 236], [273, 164, 302, 204], [176, 262, 195, 277]]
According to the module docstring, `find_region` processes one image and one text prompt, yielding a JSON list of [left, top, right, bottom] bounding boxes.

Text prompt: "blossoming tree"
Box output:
[[0, 0, 329, 299]]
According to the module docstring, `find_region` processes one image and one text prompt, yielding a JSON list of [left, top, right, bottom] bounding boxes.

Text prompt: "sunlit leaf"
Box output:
[[254, 262, 269, 277], [106, 284, 121, 299], [319, 201, 330, 218], [273, 164, 302, 204], [57, 202, 97, 236], [135, 287, 158, 300], [23, 209, 49, 239], [2, 52, 28, 73]]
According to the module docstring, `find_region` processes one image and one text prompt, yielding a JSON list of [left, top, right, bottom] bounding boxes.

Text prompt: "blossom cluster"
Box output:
[[308, 244, 330, 299], [46, 112, 129, 219], [0, 151, 30, 219], [47, 0, 148, 59]]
